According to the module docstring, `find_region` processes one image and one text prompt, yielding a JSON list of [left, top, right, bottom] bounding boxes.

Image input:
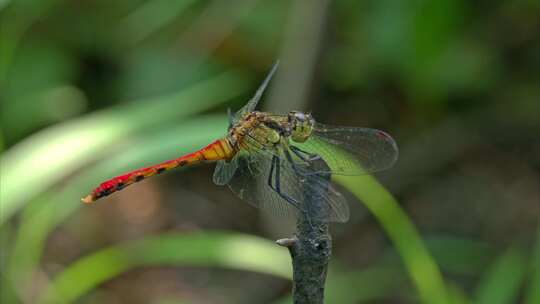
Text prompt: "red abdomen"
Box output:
[[82, 138, 233, 203]]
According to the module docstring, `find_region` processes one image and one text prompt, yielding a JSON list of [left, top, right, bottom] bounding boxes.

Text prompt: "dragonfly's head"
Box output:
[[288, 111, 314, 143]]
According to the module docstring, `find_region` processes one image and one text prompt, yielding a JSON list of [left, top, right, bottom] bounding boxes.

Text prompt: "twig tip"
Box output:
[[276, 237, 297, 247]]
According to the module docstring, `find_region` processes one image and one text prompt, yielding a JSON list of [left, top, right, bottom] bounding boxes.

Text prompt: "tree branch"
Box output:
[[277, 158, 332, 304]]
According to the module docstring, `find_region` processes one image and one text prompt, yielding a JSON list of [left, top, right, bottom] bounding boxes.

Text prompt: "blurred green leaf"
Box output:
[[0, 0, 62, 81], [1, 40, 82, 141], [447, 282, 472, 304], [474, 248, 527, 304], [272, 266, 401, 304], [0, 70, 247, 225], [273, 262, 471, 304], [118, 0, 198, 44], [325, 266, 401, 303], [0, 0, 10, 11], [117, 49, 221, 101], [335, 174, 451, 304], [39, 232, 291, 304], [6, 115, 228, 297], [0, 222, 18, 304], [525, 226, 540, 304], [3, 40, 76, 97], [411, 0, 465, 65], [425, 236, 492, 276], [158, 299, 193, 304]]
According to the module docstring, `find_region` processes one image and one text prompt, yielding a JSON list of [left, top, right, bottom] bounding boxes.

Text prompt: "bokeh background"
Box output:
[[1, 1, 539, 303]]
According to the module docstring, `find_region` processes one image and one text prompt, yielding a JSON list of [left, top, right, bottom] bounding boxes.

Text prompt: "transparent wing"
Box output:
[[293, 123, 399, 176], [271, 149, 349, 222], [213, 159, 238, 186], [223, 150, 301, 220], [233, 61, 279, 122], [214, 137, 349, 223]]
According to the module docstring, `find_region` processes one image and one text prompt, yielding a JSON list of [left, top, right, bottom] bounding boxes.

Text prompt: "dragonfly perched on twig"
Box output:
[[82, 62, 398, 222]]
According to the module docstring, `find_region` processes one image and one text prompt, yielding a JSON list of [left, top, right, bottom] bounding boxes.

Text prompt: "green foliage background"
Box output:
[[1, 1, 539, 303]]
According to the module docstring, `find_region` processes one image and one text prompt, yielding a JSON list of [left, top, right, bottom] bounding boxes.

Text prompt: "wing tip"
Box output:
[[376, 130, 399, 169]]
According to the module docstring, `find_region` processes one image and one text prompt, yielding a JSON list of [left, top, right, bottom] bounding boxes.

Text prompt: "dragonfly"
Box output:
[[82, 62, 398, 223]]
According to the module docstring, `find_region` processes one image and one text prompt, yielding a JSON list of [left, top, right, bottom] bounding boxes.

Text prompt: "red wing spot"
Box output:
[[179, 160, 188, 166], [376, 131, 391, 139]]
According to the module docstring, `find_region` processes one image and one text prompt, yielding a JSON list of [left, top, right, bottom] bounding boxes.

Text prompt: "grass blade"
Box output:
[[474, 248, 526, 304], [6, 116, 228, 297], [0, 70, 247, 225], [335, 174, 450, 304], [39, 232, 291, 304], [524, 226, 540, 304]]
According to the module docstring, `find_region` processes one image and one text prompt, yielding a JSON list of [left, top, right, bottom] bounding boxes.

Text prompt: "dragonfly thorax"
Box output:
[[227, 111, 271, 149], [288, 111, 314, 143]]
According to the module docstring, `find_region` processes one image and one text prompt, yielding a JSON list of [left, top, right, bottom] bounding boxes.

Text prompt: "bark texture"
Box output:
[[277, 158, 332, 304]]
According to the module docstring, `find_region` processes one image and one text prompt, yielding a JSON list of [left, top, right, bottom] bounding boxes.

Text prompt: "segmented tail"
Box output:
[[81, 139, 233, 203]]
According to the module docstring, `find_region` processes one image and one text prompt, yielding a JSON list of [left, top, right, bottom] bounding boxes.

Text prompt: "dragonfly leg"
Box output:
[[267, 155, 303, 211], [287, 147, 326, 177], [270, 153, 315, 226], [290, 145, 322, 162], [284, 148, 318, 177], [267, 154, 276, 186], [283, 148, 304, 174]]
